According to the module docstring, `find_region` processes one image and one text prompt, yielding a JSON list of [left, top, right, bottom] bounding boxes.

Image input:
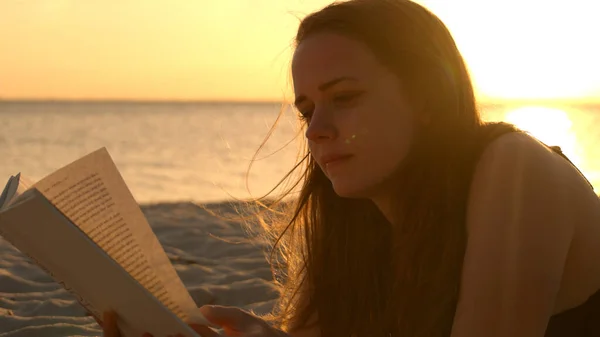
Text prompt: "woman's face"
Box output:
[[292, 32, 417, 199]]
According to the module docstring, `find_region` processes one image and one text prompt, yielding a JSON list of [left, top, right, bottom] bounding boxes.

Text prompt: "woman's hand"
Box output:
[[97, 310, 208, 337], [194, 305, 289, 337], [96, 307, 289, 337], [97, 311, 122, 337]]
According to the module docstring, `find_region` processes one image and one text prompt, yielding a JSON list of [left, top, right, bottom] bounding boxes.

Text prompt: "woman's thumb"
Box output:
[[199, 305, 263, 332]]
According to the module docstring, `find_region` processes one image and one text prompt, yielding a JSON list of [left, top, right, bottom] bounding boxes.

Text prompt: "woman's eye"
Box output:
[[298, 109, 313, 122], [333, 91, 363, 104]]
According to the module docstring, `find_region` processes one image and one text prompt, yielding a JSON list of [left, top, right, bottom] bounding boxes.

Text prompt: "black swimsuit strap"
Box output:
[[547, 145, 595, 190]]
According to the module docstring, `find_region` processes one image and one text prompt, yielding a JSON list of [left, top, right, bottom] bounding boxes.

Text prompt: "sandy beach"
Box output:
[[0, 201, 279, 337]]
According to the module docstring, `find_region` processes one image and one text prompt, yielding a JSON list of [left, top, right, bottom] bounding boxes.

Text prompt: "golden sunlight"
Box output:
[[504, 106, 583, 167], [424, 1, 600, 101], [1, 0, 599, 101]]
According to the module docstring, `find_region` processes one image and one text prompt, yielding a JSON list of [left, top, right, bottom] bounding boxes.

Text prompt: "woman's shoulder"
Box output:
[[469, 129, 597, 226], [477, 130, 591, 192], [473, 131, 553, 187], [481, 130, 553, 161], [457, 129, 597, 337]]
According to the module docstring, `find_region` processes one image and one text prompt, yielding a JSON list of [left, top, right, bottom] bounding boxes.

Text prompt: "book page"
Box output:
[[30, 148, 205, 323], [0, 175, 16, 209], [0, 192, 200, 337], [1, 174, 39, 210]]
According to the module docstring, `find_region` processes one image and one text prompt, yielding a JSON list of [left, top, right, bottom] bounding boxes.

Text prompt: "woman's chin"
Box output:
[[330, 176, 391, 201], [331, 182, 371, 199]]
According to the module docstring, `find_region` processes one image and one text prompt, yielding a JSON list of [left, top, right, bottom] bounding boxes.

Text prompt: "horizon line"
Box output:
[[0, 98, 285, 104], [1, 97, 599, 106]]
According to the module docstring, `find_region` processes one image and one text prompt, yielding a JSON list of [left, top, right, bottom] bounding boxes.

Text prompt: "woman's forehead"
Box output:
[[292, 33, 383, 88]]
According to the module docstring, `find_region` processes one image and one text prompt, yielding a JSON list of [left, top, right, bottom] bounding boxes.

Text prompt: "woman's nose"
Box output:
[[305, 108, 338, 142]]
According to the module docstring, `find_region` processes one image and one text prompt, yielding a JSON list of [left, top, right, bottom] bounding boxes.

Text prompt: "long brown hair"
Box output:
[[250, 1, 516, 336]]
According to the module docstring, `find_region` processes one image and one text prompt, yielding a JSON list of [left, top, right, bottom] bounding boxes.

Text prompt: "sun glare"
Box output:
[[504, 106, 583, 168]]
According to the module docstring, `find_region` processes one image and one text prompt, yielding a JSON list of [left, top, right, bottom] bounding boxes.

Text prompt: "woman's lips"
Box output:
[[321, 153, 353, 171]]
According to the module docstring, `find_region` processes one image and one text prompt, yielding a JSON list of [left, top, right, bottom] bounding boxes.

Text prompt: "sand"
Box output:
[[0, 202, 280, 337]]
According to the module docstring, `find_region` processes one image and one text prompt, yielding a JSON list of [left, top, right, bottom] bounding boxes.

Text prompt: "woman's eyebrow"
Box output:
[[318, 76, 358, 91], [294, 76, 359, 107]]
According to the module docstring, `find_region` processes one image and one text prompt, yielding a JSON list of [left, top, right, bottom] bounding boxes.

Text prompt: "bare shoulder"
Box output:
[[465, 129, 600, 245], [479, 131, 557, 167], [474, 131, 592, 196], [455, 131, 593, 336], [466, 131, 584, 236]]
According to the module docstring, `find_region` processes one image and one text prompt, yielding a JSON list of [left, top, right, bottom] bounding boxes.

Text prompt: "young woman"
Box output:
[[102, 0, 600, 336]]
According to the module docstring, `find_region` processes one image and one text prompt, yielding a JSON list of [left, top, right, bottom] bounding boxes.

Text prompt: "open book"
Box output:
[[0, 148, 211, 337]]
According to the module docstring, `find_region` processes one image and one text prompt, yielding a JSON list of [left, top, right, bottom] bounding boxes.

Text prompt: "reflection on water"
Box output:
[[1, 102, 597, 201], [485, 105, 597, 192]]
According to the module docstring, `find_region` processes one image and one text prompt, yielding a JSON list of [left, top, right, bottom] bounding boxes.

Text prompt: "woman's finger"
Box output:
[[199, 305, 263, 332], [102, 311, 121, 337], [189, 324, 222, 337]]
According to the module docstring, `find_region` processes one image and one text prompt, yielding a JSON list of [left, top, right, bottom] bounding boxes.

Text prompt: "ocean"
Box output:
[[1, 101, 598, 203]]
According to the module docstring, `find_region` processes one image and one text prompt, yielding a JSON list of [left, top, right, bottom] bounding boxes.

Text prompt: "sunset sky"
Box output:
[[1, 0, 599, 102]]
